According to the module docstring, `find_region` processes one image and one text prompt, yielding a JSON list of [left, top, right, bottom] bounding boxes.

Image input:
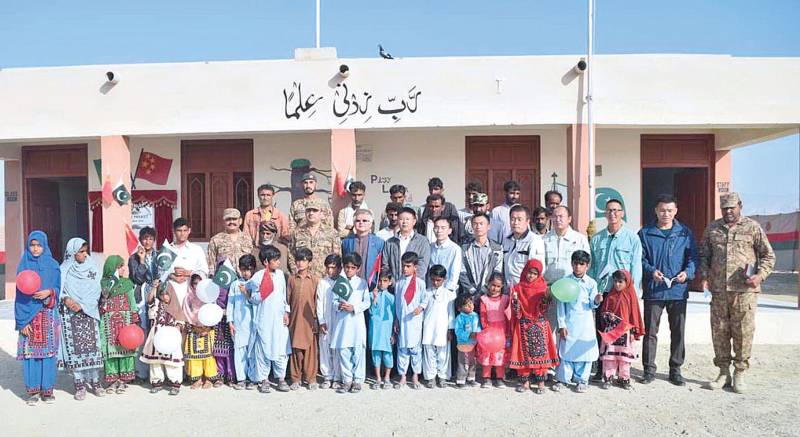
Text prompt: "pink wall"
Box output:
[[714, 150, 732, 220], [3, 161, 23, 300], [100, 136, 133, 261], [567, 124, 592, 233]]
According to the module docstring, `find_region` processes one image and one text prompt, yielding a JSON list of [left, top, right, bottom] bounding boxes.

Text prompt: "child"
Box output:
[[331, 253, 371, 393], [287, 247, 320, 390], [369, 270, 395, 390], [249, 245, 292, 393], [478, 272, 509, 388], [508, 259, 559, 394], [454, 294, 481, 388], [99, 255, 140, 394], [182, 274, 219, 389], [598, 269, 645, 390], [422, 264, 456, 389], [139, 282, 186, 395], [393, 251, 428, 389], [213, 269, 236, 387], [316, 254, 342, 389], [16, 231, 61, 405], [554, 250, 602, 393], [227, 254, 257, 390]]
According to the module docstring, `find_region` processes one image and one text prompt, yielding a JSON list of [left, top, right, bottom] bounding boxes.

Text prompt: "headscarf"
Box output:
[[599, 269, 645, 340], [60, 238, 101, 320], [101, 255, 134, 297], [506, 259, 548, 320], [182, 278, 205, 326], [160, 284, 187, 323], [15, 230, 61, 330]]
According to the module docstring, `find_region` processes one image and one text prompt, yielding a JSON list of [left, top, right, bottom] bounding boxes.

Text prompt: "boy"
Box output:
[[139, 277, 185, 395], [454, 294, 481, 388], [227, 254, 257, 390], [331, 253, 371, 393], [554, 250, 603, 393], [369, 270, 395, 389], [287, 247, 320, 390], [249, 245, 292, 393], [393, 251, 428, 389], [421, 264, 456, 388], [316, 254, 342, 389]]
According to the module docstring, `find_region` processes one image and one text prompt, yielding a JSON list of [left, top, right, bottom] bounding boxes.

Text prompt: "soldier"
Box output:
[[288, 198, 341, 277], [206, 208, 254, 274], [699, 192, 775, 394], [289, 173, 333, 232]]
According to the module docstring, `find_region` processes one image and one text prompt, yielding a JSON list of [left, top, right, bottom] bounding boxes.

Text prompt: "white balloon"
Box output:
[[153, 326, 182, 355], [195, 278, 221, 304], [198, 303, 224, 327]]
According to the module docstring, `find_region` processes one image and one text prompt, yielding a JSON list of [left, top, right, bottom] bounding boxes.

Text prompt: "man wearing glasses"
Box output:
[[588, 198, 643, 382], [341, 209, 385, 290]]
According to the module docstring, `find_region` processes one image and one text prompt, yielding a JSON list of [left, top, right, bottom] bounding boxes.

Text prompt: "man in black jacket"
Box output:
[[417, 193, 464, 244]]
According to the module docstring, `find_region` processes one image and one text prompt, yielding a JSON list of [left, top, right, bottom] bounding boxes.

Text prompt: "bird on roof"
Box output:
[[378, 44, 394, 60]]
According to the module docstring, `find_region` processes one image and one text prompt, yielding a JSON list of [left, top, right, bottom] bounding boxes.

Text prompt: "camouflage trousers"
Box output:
[[710, 292, 757, 371]]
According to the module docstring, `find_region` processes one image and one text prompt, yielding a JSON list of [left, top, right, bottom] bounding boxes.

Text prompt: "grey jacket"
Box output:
[[381, 232, 431, 282], [458, 239, 503, 296]]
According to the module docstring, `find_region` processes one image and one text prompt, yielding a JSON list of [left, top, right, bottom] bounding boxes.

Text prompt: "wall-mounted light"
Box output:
[[338, 64, 350, 79]]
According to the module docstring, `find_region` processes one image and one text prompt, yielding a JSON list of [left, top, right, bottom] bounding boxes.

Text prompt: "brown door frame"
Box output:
[[640, 134, 715, 228], [465, 135, 541, 208], [21, 144, 88, 238]]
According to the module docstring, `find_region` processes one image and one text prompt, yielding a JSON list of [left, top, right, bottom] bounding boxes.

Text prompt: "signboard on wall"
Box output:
[[131, 203, 155, 234]]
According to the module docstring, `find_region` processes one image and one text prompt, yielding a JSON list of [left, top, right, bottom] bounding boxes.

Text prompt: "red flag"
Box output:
[[259, 270, 275, 300], [135, 151, 172, 185], [598, 319, 634, 345], [367, 252, 382, 289], [102, 177, 113, 205], [124, 224, 139, 255], [403, 275, 417, 305]]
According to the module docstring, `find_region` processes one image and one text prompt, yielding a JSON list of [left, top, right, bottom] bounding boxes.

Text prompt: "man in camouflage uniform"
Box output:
[[289, 172, 333, 232], [699, 192, 775, 394], [206, 208, 254, 274], [288, 198, 341, 277]]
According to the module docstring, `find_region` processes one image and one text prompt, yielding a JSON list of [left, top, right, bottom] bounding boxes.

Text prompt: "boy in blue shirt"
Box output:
[[369, 270, 395, 390], [454, 293, 481, 388], [227, 254, 257, 390]]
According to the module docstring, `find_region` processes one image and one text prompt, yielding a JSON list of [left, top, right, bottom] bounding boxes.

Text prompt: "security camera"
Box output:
[[573, 59, 587, 75], [338, 64, 350, 79], [106, 71, 118, 84]]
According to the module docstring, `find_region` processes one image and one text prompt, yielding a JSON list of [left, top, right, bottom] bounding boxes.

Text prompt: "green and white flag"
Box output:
[[156, 240, 177, 280], [213, 259, 238, 290], [112, 178, 131, 205], [331, 275, 352, 301]]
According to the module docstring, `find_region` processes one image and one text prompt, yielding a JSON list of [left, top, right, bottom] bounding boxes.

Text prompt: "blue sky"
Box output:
[[0, 0, 798, 214]]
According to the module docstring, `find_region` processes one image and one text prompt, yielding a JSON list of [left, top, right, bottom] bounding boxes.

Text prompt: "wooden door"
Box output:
[[27, 179, 63, 260], [466, 136, 540, 209], [675, 168, 708, 291]]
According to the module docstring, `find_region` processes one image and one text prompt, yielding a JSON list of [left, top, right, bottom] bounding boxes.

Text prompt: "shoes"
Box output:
[[382, 380, 391, 390], [26, 394, 39, 406], [732, 370, 746, 394], [337, 383, 351, 394], [466, 380, 478, 388], [41, 394, 55, 404], [276, 380, 290, 392], [424, 380, 435, 389], [370, 382, 380, 390], [575, 383, 588, 393], [259, 380, 271, 393], [480, 381, 490, 389], [601, 379, 611, 390], [641, 373, 655, 384], [168, 386, 180, 396], [319, 381, 330, 390], [74, 388, 87, 401], [620, 379, 633, 390], [289, 382, 300, 391], [350, 383, 362, 393], [668, 373, 686, 387], [493, 380, 505, 388], [308, 383, 318, 391], [590, 371, 604, 383], [436, 379, 446, 389], [708, 368, 732, 390], [91, 383, 106, 397], [551, 382, 564, 392], [233, 382, 246, 390], [149, 385, 162, 394]]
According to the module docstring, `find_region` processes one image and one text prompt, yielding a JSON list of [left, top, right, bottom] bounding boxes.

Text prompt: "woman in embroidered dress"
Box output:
[[15, 230, 61, 405], [58, 238, 105, 400], [99, 255, 140, 394]]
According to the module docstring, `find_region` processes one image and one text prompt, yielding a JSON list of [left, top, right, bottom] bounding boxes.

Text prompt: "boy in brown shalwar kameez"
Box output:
[[287, 247, 320, 390]]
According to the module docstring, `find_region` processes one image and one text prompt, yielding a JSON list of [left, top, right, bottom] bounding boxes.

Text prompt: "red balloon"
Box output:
[[477, 327, 505, 354], [118, 324, 145, 350], [16, 270, 42, 295]]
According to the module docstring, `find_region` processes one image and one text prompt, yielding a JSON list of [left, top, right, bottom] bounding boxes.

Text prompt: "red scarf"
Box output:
[[259, 269, 275, 300], [505, 259, 548, 320], [403, 275, 417, 305], [598, 269, 645, 342]]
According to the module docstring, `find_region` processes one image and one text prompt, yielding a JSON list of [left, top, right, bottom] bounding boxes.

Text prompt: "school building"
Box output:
[[1, 48, 798, 298]]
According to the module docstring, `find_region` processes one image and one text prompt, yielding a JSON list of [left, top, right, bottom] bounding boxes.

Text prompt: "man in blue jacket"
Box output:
[[341, 209, 385, 290], [638, 194, 698, 386]]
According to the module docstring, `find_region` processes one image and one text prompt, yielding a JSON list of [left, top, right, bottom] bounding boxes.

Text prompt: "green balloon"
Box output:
[[551, 278, 580, 303]]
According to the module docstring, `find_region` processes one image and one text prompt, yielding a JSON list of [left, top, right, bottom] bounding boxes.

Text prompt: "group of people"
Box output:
[[14, 171, 775, 405]]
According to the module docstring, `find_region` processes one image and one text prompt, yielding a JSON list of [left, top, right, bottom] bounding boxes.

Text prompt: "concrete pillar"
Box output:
[[330, 129, 356, 226], [100, 136, 133, 261], [713, 150, 732, 220], [4, 160, 23, 300], [567, 124, 592, 234]]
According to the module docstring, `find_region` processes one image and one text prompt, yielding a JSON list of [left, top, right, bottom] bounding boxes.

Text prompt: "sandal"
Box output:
[[411, 382, 421, 390], [190, 380, 203, 390], [213, 379, 223, 388], [516, 382, 530, 393], [202, 380, 213, 389], [26, 394, 39, 406]]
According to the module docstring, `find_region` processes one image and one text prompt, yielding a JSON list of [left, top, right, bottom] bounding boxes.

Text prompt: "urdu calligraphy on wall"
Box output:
[[283, 82, 422, 124]]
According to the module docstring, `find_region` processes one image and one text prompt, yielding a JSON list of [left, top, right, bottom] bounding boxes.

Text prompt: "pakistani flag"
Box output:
[[112, 178, 131, 205], [213, 259, 237, 290], [156, 241, 177, 279], [332, 275, 352, 301]]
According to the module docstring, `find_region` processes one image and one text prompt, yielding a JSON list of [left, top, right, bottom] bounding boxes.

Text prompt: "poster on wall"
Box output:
[[131, 203, 155, 235]]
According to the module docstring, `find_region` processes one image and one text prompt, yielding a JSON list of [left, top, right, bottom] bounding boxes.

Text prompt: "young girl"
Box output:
[[140, 283, 186, 395], [58, 238, 104, 400], [183, 274, 219, 389], [454, 294, 481, 388], [478, 272, 509, 388], [99, 255, 140, 394], [212, 275, 235, 387], [369, 270, 395, 390], [598, 269, 645, 390], [16, 230, 61, 405], [507, 259, 559, 394]]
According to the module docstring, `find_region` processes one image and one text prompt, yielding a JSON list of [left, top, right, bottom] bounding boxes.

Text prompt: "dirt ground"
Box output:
[[0, 340, 798, 436]]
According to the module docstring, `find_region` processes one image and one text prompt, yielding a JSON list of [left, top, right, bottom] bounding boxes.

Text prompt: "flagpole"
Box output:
[[587, 0, 596, 222], [315, 0, 321, 48], [131, 148, 144, 190]]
